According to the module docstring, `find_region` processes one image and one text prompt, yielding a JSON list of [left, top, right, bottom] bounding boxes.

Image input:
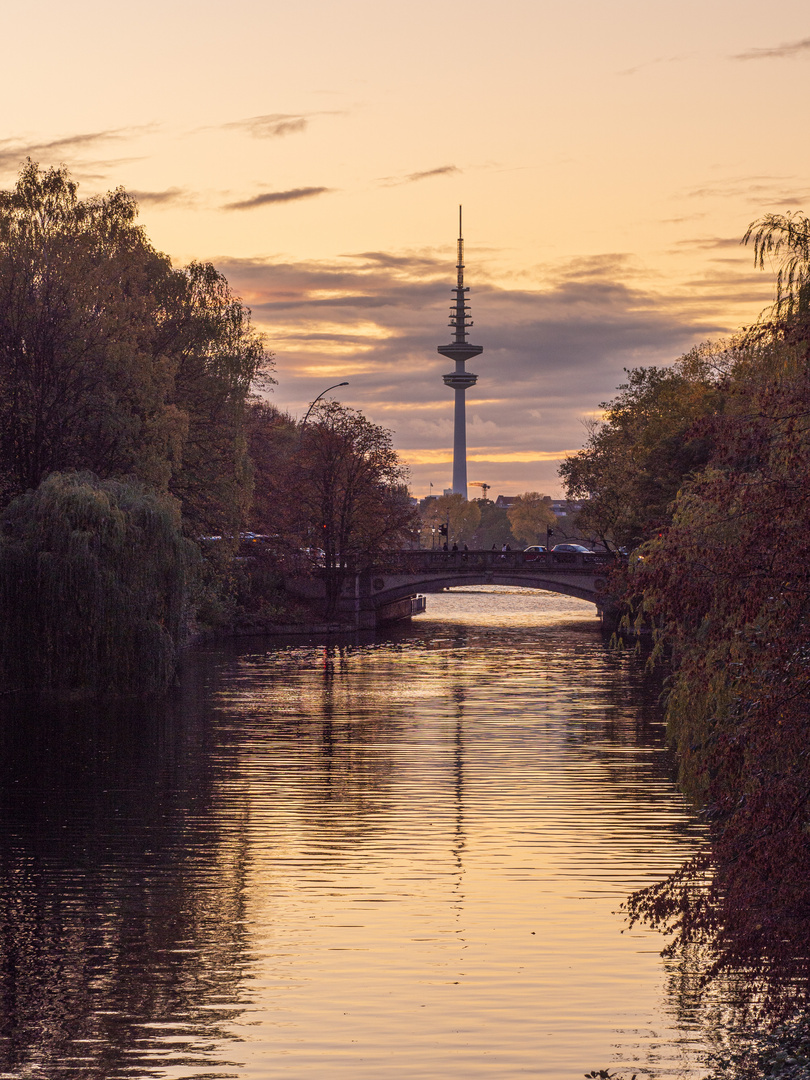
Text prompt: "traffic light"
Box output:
[[439, 524, 448, 536]]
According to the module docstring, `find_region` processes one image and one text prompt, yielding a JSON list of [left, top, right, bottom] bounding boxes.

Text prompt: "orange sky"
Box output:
[[2, 0, 808, 495]]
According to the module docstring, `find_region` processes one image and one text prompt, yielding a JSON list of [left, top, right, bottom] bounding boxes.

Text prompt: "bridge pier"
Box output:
[[285, 570, 424, 629]]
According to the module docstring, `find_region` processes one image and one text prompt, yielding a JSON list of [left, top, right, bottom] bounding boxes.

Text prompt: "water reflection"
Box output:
[[0, 692, 253, 1079], [0, 589, 708, 1079]]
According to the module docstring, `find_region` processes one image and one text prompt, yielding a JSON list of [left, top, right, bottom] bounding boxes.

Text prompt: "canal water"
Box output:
[[0, 588, 709, 1080]]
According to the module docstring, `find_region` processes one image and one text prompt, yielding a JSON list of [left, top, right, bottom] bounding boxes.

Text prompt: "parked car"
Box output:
[[523, 545, 547, 561], [551, 543, 594, 554]]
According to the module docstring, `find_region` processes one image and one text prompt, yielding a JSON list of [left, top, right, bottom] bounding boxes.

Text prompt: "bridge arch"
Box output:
[[286, 550, 621, 629], [368, 573, 605, 610]]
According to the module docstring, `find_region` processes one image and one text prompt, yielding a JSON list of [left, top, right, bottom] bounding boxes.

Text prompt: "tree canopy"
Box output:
[[0, 162, 272, 537], [253, 401, 417, 614], [574, 214, 810, 1019], [559, 347, 726, 550], [743, 210, 810, 320], [421, 493, 482, 547], [0, 472, 198, 694], [506, 492, 555, 545], [0, 162, 276, 692]]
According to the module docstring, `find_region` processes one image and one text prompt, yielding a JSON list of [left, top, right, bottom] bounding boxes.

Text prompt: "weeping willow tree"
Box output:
[[0, 472, 200, 695], [743, 210, 810, 320]]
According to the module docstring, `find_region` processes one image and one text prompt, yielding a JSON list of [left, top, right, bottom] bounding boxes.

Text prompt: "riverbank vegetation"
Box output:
[[0, 163, 415, 692], [0, 473, 199, 694], [563, 213, 810, 1061]]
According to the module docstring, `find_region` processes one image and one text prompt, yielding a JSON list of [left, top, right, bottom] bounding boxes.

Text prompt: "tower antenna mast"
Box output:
[[438, 206, 483, 499]]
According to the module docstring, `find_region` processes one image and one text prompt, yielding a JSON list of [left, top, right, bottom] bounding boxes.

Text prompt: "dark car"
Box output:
[[551, 543, 594, 554]]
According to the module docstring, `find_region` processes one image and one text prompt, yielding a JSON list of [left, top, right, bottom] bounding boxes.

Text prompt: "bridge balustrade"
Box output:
[[368, 549, 617, 575]]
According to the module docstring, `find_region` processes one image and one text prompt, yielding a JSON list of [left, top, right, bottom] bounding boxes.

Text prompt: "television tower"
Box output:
[[438, 207, 483, 499]]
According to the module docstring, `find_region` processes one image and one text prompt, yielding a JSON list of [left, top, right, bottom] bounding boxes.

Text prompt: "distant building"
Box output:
[[549, 499, 583, 518], [493, 495, 583, 517]]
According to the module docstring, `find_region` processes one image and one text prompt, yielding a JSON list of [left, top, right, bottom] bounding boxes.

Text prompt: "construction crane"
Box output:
[[469, 482, 491, 499]]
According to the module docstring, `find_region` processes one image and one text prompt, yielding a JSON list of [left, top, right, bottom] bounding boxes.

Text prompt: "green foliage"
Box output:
[[422, 493, 481, 546], [0, 161, 272, 537], [702, 1014, 810, 1080], [566, 217, 810, 1016], [470, 498, 516, 549], [0, 161, 177, 498], [623, 321, 810, 1016], [507, 491, 555, 545], [0, 472, 199, 694], [244, 398, 299, 535], [560, 347, 725, 549], [167, 260, 272, 539]]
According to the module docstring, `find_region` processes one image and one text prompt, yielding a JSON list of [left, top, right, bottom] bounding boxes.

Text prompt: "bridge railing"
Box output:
[[368, 549, 618, 574]]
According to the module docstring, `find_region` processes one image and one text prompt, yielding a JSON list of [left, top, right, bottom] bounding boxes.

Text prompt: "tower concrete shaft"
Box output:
[[437, 207, 483, 499]]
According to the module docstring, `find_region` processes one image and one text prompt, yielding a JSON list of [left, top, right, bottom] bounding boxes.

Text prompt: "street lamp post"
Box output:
[[301, 382, 349, 426]]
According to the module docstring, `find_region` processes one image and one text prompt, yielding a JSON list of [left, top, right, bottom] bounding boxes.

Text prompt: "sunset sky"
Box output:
[[3, 0, 809, 496]]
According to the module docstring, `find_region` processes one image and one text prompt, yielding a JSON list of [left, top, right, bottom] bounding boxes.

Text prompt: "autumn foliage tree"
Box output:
[[0, 162, 271, 537], [264, 401, 417, 615], [166, 260, 270, 539], [421, 493, 481, 547], [506, 491, 555, 546], [560, 349, 724, 550], [624, 318, 810, 1016], [243, 399, 299, 535], [607, 216, 810, 1019], [469, 499, 516, 549], [0, 162, 271, 692]]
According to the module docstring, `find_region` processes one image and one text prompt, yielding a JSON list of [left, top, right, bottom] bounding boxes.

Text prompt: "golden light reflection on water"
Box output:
[[0, 588, 709, 1080], [201, 589, 707, 1079]]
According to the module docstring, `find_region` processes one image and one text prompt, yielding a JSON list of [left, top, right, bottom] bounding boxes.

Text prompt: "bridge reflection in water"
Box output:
[[290, 549, 623, 630]]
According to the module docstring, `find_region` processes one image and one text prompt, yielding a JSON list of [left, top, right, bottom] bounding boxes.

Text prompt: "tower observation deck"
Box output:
[[438, 207, 483, 499]]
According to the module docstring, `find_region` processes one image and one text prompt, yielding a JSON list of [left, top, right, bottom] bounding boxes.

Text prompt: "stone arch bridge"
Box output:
[[287, 549, 622, 630]]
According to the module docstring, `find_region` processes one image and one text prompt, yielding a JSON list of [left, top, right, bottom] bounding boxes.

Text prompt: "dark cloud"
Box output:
[[223, 187, 332, 210], [380, 165, 461, 186], [617, 55, 686, 76], [350, 251, 450, 273], [128, 187, 190, 207], [733, 37, 810, 61], [407, 165, 459, 182], [683, 177, 810, 207], [225, 113, 310, 138], [216, 248, 751, 497], [554, 253, 644, 282], [672, 236, 743, 251], [223, 110, 346, 139], [0, 128, 137, 174]]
